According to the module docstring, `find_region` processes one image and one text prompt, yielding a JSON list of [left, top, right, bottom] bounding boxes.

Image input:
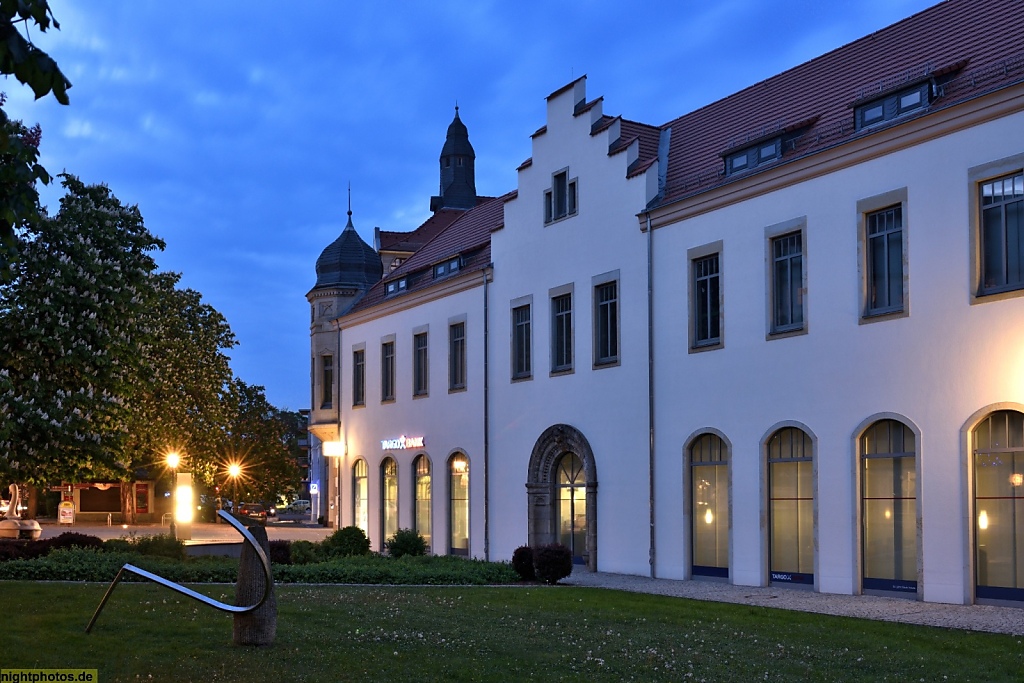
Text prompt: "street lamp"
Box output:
[[167, 451, 193, 541], [166, 452, 179, 539], [228, 463, 242, 516]]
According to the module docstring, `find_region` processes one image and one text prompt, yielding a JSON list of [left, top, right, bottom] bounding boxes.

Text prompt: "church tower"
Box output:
[[306, 190, 382, 444], [430, 106, 477, 211]]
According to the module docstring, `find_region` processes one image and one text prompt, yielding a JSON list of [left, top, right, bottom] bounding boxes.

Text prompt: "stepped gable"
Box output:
[[655, 0, 1024, 207]]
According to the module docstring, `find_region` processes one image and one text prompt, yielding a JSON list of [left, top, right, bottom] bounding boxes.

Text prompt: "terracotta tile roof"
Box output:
[[347, 194, 510, 315], [655, 0, 1024, 208], [376, 197, 497, 254], [376, 209, 464, 254]]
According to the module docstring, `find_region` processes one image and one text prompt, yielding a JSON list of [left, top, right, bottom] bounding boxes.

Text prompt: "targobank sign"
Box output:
[[380, 435, 425, 451]]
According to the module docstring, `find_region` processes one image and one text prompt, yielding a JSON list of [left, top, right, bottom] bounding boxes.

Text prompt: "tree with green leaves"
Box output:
[[0, 175, 164, 488], [1, 0, 70, 259], [119, 272, 236, 521], [219, 379, 301, 507]]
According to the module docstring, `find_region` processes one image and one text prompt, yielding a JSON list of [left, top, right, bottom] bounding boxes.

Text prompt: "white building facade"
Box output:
[[311, 0, 1024, 605]]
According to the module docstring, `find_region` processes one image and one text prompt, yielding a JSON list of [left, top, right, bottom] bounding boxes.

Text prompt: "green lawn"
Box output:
[[1, 581, 1020, 682]]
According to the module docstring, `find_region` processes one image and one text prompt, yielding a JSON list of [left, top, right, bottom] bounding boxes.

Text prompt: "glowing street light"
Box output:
[[227, 462, 242, 515], [166, 451, 192, 541]]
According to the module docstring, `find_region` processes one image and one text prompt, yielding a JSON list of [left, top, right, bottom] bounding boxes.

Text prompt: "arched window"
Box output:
[[353, 459, 368, 537], [691, 433, 728, 577], [381, 457, 398, 545], [449, 453, 469, 556], [414, 455, 432, 552], [974, 410, 1024, 600], [557, 453, 586, 563], [861, 419, 916, 593], [767, 427, 813, 584]]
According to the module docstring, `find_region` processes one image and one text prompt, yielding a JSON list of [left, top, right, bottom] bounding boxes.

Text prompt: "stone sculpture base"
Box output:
[[0, 519, 42, 540]]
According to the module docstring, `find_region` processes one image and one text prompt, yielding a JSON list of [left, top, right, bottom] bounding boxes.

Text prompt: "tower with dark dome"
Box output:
[[430, 106, 477, 211], [307, 190, 382, 444]]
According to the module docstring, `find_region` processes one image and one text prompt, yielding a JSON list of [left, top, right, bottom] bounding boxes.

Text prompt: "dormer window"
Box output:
[[725, 137, 781, 176], [434, 257, 462, 279], [544, 168, 578, 224], [855, 82, 930, 130], [385, 278, 407, 296]]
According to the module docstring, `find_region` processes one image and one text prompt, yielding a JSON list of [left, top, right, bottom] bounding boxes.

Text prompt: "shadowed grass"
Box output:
[[1, 581, 1021, 682]]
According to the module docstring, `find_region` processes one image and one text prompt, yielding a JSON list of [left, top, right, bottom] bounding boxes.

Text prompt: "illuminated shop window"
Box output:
[[861, 419, 917, 593], [353, 459, 368, 537], [381, 457, 398, 545], [691, 433, 729, 577], [557, 453, 587, 564], [449, 454, 469, 556], [768, 427, 813, 584], [414, 455, 432, 552], [974, 410, 1024, 600]]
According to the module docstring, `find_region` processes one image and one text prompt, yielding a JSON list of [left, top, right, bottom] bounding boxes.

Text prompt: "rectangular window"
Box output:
[[449, 322, 466, 391], [545, 169, 578, 224], [381, 341, 395, 402], [594, 281, 618, 366], [413, 332, 428, 396], [551, 293, 573, 372], [693, 254, 721, 346], [980, 172, 1024, 295], [352, 349, 365, 406], [320, 355, 334, 409], [772, 232, 804, 332], [512, 304, 531, 379], [866, 206, 904, 315]]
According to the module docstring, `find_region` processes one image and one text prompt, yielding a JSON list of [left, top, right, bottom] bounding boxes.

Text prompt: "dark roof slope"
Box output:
[[347, 193, 510, 315], [656, 0, 1024, 207], [311, 212, 383, 291], [377, 209, 465, 254]]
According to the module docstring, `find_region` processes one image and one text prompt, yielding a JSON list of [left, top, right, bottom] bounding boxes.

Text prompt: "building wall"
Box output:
[[650, 99, 1024, 604], [487, 79, 659, 573], [333, 279, 487, 556]]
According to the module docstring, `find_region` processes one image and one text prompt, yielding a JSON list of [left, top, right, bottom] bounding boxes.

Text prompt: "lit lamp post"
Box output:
[[166, 452, 179, 539], [228, 463, 242, 517], [167, 451, 194, 541]]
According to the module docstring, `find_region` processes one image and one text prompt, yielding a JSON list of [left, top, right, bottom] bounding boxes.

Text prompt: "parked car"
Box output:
[[236, 503, 267, 525], [287, 499, 311, 513]]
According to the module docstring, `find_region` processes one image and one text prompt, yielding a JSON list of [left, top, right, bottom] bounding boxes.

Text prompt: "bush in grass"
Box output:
[[321, 526, 370, 558], [533, 543, 572, 585], [49, 532, 104, 552], [103, 538, 134, 553], [289, 540, 320, 565], [511, 545, 535, 581], [385, 528, 426, 558], [269, 539, 291, 565], [133, 533, 185, 560]]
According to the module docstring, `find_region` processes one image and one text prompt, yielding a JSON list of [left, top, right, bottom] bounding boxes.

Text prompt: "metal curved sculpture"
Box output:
[[86, 510, 272, 633]]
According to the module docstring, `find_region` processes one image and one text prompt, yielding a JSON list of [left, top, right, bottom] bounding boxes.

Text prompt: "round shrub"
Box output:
[[49, 532, 104, 552], [133, 533, 185, 560], [511, 545, 535, 581], [385, 528, 427, 558], [289, 540, 320, 565], [103, 538, 133, 554], [321, 526, 370, 558], [533, 543, 573, 585], [269, 539, 292, 565]]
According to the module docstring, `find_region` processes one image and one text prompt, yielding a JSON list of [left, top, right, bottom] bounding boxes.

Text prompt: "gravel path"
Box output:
[[562, 571, 1024, 635]]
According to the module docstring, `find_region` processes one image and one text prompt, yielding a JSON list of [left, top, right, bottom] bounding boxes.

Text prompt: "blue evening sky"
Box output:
[[4, 0, 936, 410]]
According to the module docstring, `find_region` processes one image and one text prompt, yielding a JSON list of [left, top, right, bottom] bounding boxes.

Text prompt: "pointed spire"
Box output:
[[344, 182, 354, 231]]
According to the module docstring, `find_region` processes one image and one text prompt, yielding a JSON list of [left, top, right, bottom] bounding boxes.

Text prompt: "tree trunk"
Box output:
[[233, 524, 276, 646], [120, 481, 136, 525], [26, 486, 37, 519]]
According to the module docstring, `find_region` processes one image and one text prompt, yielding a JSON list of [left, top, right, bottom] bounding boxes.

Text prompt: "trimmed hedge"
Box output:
[[533, 543, 573, 585], [511, 545, 535, 581], [0, 547, 519, 585], [321, 526, 371, 558], [384, 528, 427, 559]]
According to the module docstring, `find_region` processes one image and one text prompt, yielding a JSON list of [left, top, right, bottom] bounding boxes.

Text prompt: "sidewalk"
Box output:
[[562, 571, 1024, 635], [38, 520, 333, 543]]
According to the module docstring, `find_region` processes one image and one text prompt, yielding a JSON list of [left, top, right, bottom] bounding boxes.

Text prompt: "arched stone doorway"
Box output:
[[526, 424, 598, 571]]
